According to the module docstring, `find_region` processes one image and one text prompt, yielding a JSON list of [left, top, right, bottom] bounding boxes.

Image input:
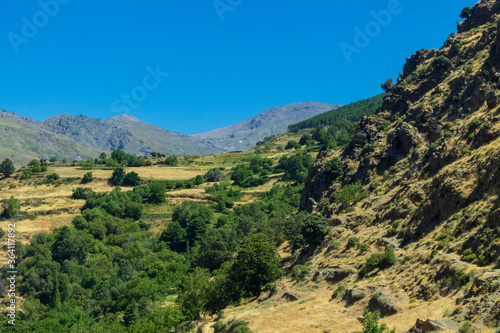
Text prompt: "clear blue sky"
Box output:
[[0, 0, 475, 134]]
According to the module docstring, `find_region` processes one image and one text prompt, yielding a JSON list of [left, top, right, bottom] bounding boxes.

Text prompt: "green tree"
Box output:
[[110, 167, 126, 186], [325, 157, 344, 180], [0, 158, 15, 177], [300, 214, 328, 246], [460, 6, 472, 19], [354, 310, 395, 333], [165, 155, 178, 166], [148, 180, 167, 204], [229, 233, 282, 298], [122, 171, 141, 187], [49, 157, 58, 163], [81, 172, 94, 184], [334, 181, 367, 210], [160, 221, 187, 252], [2, 196, 21, 218], [204, 168, 224, 182], [381, 78, 394, 92], [111, 149, 126, 163]]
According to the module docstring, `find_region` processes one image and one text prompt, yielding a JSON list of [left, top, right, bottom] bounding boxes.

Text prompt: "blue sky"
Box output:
[[0, 0, 475, 134]]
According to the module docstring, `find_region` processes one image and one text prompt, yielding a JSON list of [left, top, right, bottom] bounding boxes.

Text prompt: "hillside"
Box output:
[[288, 93, 385, 132], [0, 110, 108, 166], [42, 114, 222, 156], [192, 101, 342, 151]]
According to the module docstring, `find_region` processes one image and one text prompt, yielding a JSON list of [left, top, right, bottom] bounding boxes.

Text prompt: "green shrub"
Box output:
[[354, 310, 395, 333], [72, 187, 96, 200], [291, 264, 310, 282], [346, 236, 359, 249], [331, 284, 346, 300], [47, 173, 60, 181], [324, 157, 344, 180], [81, 172, 94, 184], [328, 241, 341, 252], [334, 181, 367, 210], [165, 155, 178, 166]]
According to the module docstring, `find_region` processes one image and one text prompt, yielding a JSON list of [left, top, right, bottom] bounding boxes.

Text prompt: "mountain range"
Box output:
[[0, 101, 341, 165]]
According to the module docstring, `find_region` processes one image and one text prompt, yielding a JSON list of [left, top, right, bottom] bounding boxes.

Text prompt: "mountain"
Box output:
[[0, 110, 108, 166], [42, 114, 222, 156], [295, 0, 500, 330], [192, 101, 342, 151]]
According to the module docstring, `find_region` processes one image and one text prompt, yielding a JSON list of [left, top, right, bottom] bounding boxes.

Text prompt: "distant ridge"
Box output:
[[192, 101, 342, 151]]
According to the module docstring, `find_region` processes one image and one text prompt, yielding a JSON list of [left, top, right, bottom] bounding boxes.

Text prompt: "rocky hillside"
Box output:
[[42, 114, 222, 156], [293, 0, 500, 331], [192, 101, 342, 152], [0, 110, 108, 166]]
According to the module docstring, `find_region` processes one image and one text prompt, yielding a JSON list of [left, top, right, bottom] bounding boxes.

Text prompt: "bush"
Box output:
[[0, 158, 16, 177], [346, 237, 358, 249], [165, 155, 178, 166], [460, 6, 472, 19], [291, 264, 310, 282], [110, 167, 126, 186], [205, 168, 224, 182], [334, 181, 367, 210], [285, 140, 301, 150], [324, 157, 344, 180], [355, 310, 395, 333], [2, 196, 21, 219], [300, 214, 328, 246], [122, 171, 141, 187], [81, 172, 94, 184], [72, 187, 96, 200], [328, 241, 341, 252], [361, 247, 396, 276], [47, 173, 60, 181]]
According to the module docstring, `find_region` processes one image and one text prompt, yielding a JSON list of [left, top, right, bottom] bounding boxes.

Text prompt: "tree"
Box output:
[[148, 180, 166, 204], [334, 181, 367, 210], [2, 196, 21, 218], [300, 214, 328, 246], [381, 78, 394, 92], [160, 221, 187, 252], [110, 167, 126, 186], [165, 155, 178, 166], [49, 157, 57, 163], [81, 172, 94, 184], [324, 157, 344, 180], [0, 158, 15, 177], [111, 149, 126, 164], [204, 168, 224, 182], [122, 171, 141, 187], [229, 233, 282, 298], [460, 6, 472, 19], [355, 310, 395, 333], [285, 140, 301, 150]]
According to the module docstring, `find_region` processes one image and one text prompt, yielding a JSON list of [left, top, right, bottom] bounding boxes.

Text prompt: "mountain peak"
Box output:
[[107, 114, 143, 123]]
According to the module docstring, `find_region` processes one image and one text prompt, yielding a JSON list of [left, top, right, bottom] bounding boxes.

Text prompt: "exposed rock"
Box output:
[[281, 292, 299, 302], [408, 318, 452, 333]]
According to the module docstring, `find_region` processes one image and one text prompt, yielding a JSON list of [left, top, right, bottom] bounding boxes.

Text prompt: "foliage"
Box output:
[[122, 171, 141, 187], [291, 264, 310, 282], [147, 180, 167, 204], [165, 155, 179, 166], [381, 78, 394, 92], [110, 167, 126, 186], [460, 6, 472, 19], [289, 94, 384, 132], [71, 187, 96, 200], [46, 173, 60, 181], [324, 157, 344, 180], [0, 158, 15, 177], [205, 168, 224, 182], [354, 310, 396, 333], [228, 233, 282, 298], [361, 247, 396, 276], [2, 196, 21, 219], [299, 214, 328, 246], [213, 319, 253, 333], [334, 181, 367, 210], [278, 151, 314, 183], [285, 140, 301, 150], [81, 172, 94, 184]]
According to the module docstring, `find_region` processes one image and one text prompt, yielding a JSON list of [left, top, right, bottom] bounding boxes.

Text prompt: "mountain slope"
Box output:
[[288, 93, 385, 132], [42, 114, 222, 156], [293, 0, 500, 330], [0, 110, 108, 166], [192, 101, 342, 151]]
